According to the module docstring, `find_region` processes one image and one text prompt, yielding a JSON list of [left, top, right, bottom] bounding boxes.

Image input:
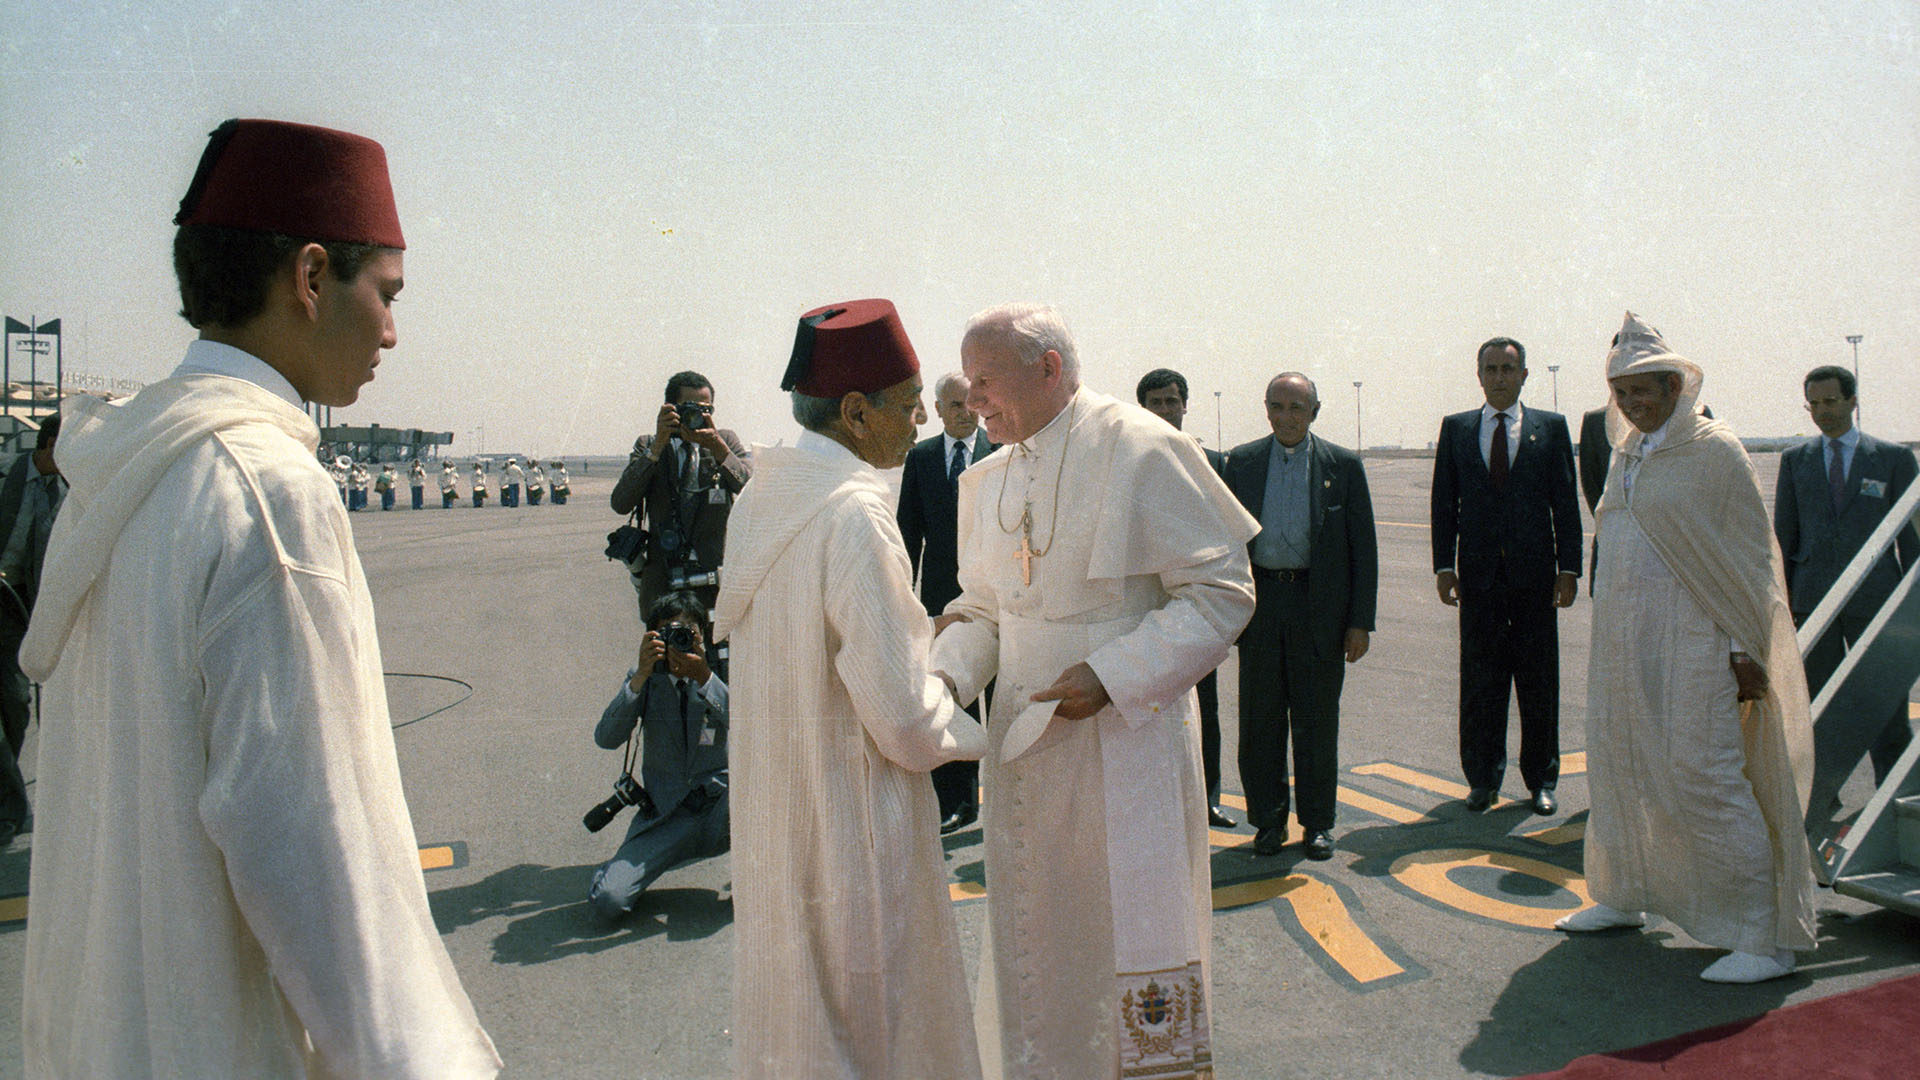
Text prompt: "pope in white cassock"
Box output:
[[713, 299, 987, 1080], [1555, 312, 1816, 985], [931, 303, 1258, 1080], [19, 119, 499, 1077]]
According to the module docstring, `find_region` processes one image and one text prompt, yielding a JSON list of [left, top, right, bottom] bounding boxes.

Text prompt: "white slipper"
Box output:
[[1700, 949, 1795, 984], [1554, 904, 1646, 932]]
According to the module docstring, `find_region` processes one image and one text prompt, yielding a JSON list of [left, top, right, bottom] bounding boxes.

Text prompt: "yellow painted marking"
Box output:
[[1218, 793, 1248, 810], [1211, 873, 1404, 982], [418, 845, 454, 871], [1389, 848, 1591, 929], [1561, 751, 1587, 775], [0, 895, 24, 924], [1211, 874, 1304, 909], [1337, 786, 1426, 825], [1520, 821, 1586, 845], [1377, 520, 1429, 529], [1910, 700, 1918, 720], [948, 881, 987, 902], [1353, 762, 1477, 802], [1210, 829, 1253, 848]]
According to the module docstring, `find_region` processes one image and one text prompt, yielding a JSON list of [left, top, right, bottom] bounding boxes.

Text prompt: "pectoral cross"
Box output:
[[1012, 504, 1036, 586]]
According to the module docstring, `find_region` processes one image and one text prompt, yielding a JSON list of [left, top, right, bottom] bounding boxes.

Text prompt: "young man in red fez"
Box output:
[[18, 119, 500, 1078], [713, 299, 986, 1079]]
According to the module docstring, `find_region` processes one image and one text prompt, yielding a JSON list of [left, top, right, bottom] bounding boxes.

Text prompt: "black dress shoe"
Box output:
[[1252, 826, 1288, 856], [1208, 806, 1238, 829], [1304, 830, 1334, 860], [1465, 788, 1495, 813], [939, 805, 978, 835], [1529, 789, 1557, 816]]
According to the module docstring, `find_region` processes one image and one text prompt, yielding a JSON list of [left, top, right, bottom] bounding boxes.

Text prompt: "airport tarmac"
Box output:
[[1, 453, 1915, 1079]]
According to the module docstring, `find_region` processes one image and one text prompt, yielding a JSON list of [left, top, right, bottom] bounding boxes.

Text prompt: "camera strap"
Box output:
[[620, 677, 651, 779]]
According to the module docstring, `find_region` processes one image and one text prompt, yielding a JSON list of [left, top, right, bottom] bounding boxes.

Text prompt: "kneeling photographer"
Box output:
[[585, 591, 730, 922]]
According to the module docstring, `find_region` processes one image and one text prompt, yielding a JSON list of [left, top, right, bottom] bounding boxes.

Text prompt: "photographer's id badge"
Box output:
[[699, 724, 717, 746], [708, 486, 727, 505]]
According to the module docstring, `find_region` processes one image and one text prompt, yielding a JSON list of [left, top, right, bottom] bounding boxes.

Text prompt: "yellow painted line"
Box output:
[[1211, 874, 1305, 910], [1212, 873, 1405, 983], [0, 894, 23, 924], [1219, 793, 1248, 810], [1910, 700, 1918, 720], [418, 845, 455, 871], [1377, 520, 1429, 529], [1561, 751, 1587, 776], [1389, 848, 1591, 929], [948, 881, 987, 903], [1520, 821, 1586, 845], [1210, 829, 1253, 848], [1337, 786, 1426, 825], [1353, 762, 1476, 802]]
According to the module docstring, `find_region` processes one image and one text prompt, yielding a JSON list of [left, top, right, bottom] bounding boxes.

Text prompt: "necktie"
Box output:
[[1829, 438, 1847, 514], [949, 441, 967, 484], [1490, 412, 1510, 490]]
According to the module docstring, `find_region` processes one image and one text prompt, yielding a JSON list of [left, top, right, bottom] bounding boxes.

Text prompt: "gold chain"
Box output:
[[994, 397, 1074, 559]]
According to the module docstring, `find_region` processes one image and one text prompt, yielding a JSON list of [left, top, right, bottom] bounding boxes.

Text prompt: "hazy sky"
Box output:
[[4, 1, 1915, 458]]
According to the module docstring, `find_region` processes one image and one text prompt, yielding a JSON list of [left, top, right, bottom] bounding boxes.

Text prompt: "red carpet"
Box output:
[[1519, 972, 1920, 1079]]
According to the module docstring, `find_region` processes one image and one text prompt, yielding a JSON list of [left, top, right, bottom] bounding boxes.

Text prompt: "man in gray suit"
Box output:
[[0, 414, 63, 845], [1225, 373, 1377, 859], [1774, 365, 1918, 784]]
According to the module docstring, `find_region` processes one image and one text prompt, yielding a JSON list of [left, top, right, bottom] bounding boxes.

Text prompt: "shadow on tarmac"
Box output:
[[1457, 908, 1920, 1076], [428, 861, 732, 966]]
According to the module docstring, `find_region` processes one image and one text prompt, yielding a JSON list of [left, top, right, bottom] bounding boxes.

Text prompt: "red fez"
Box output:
[[782, 299, 920, 398], [174, 118, 405, 249]]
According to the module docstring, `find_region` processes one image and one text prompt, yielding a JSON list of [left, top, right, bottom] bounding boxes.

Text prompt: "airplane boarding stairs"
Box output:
[[1802, 474, 1920, 916]]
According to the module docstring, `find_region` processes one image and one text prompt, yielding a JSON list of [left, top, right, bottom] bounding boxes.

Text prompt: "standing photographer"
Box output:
[[586, 591, 730, 921], [611, 371, 750, 621]]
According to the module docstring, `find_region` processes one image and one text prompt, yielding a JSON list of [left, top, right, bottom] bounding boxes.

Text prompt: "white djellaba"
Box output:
[[1559, 312, 1816, 985]]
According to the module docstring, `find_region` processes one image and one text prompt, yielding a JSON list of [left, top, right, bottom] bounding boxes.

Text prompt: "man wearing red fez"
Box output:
[[18, 119, 500, 1078], [714, 299, 986, 1079], [930, 303, 1258, 1079]]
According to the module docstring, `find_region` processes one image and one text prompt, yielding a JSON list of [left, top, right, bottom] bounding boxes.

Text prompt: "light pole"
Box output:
[[1353, 381, 1363, 451], [1847, 334, 1862, 426], [1547, 365, 1560, 412], [1214, 390, 1222, 452]]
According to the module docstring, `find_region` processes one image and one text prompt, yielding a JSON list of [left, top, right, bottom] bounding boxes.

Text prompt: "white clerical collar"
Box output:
[[1018, 388, 1081, 457], [1274, 433, 1312, 459], [797, 428, 862, 464], [172, 339, 305, 409], [1480, 400, 1524, 426]]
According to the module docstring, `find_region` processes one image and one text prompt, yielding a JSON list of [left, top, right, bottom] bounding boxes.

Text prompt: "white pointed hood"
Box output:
[[21, 374, 317, 679]]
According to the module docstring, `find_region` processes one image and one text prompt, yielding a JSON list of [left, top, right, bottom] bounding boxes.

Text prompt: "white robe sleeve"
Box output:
[[928, 474, 1001, 708], [197, 566, 500, 1080], [824, 495, 986, 772], [1085, 545, 1255, 729]]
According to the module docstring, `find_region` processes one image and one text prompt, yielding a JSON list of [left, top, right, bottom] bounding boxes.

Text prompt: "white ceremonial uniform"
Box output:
[[931, 387, 1257, 1080], [713, 430, 987, 1080], [20, 340, 500, 1079]]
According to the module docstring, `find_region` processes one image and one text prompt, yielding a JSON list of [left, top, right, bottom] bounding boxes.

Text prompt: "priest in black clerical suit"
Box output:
[[1431, 337, 1582, 816], [897, 372, 995, 833]]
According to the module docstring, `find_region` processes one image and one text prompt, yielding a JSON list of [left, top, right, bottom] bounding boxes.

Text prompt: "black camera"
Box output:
[[675, 401, 712, 430], [606, 523, 649, 563], [583, 772, 656, 832], [662, 624, 698, 654]]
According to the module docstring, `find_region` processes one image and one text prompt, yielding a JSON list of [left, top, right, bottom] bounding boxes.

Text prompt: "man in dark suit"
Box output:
[[612, 370, 751, 625], [1225, 373, 1377, 859], [1774, 365, 1918, 783], [1578, 406, 1609, 593], [1138, 367, 1237, 829], [0, 414, 62, 846], [1431, 337, 1582, 815], [897, 371, 994, 833]]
